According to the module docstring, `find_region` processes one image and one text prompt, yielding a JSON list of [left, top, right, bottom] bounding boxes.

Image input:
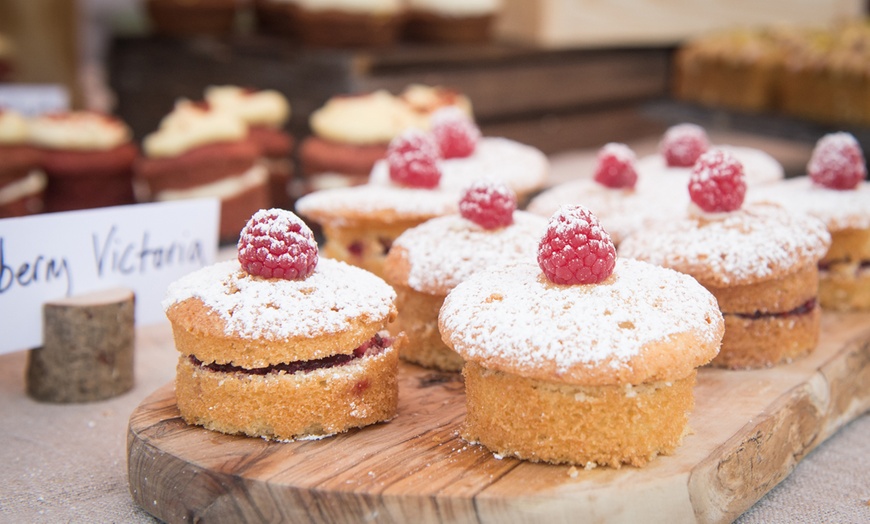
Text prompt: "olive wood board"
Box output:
[[127, 312, 870, 524]]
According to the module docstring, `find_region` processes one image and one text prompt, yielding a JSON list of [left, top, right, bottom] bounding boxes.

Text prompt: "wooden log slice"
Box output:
[[26, 287, 135, 403]]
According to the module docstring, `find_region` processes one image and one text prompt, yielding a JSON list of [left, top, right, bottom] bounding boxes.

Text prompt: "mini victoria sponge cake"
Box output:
[[295, 184, 458, 279], [163, 225, 401, 441], [619, 203, 831, 369], [439, 257, 724, 467], [752, 177, 870, 310], [384, 210, 547, 371]]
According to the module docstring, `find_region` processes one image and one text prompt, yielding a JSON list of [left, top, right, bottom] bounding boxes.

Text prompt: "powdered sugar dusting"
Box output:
[[163, 258, 396, 339], [440, 258, 720, 373], [370, 137, 548, 195], [749, 176, 870, 231], [295, 184, 458, 225], [526, 177, 688, 244], [618, 203, 831, 287], [637, 144, 783, 187], [397, 212, 547, 294]]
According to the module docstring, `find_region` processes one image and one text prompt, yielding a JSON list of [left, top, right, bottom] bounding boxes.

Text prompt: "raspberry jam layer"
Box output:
[[191, 332, 392, 376], [731, 298, 816, 320]]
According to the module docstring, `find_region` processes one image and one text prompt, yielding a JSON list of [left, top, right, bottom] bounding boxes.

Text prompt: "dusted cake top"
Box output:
[[144, 100, 247, 158], [750, 176, 870, 231], [439, 257, 723, 386], [0, 110, 28, 145], [637, 145, 784, 187], [527, 176, 687, 244], [295, 183, 459, 225], [618, 203, 831, 287], [28, 111, 131, 151], [205, 85, 290, 127], [163, 258, 396, 341], [386, 211, 547, 295], [369, 137, 549, 196]]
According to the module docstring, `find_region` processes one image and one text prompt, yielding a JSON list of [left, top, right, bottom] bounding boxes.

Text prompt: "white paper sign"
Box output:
[[0, 84, 70, 116], [0, 199, 220, 354]]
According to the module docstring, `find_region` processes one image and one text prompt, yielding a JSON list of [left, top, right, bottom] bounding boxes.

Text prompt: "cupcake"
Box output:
[[403, 0, 501, 44], [134, 100, 269, 243], [636, 123, 784, 187], [439, 205, 724, 467], [146, 0, 239, 37], [620, 149, 831, 369], [296, 129, 458, 279], [527, 142, 686, 246], [750, 132, 870, 311], [287, 0, 404, 47], [28, 111, 137, 213], [0, 109, 45, 218], [383, 181, 547, 371], [205, 85, 295, 209], [164, 208, 401, 441], [298, 85, 472, 192], [368, 107, 548, 204]]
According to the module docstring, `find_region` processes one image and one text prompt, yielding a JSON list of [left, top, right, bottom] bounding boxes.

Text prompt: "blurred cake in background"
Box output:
[[0, 33, 14, 82], [205, 85, 295, 209], [287, 0, 404, 47], [145, 0, 239, 38], [299, 85, 472, 193], [28, 111, 137, 213], [0, 110, 45, 218], [403, 0, 501, 44], [134, 100, 268, 243]]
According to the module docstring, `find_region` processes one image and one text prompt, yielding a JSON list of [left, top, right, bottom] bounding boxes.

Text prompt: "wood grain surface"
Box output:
[[127, 312, 870, 524]]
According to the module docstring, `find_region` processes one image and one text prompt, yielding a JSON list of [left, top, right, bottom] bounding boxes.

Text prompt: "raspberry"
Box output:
[[431, 106, 480, 159], [688, 149, 747, 213], [459, 180, 516, 229], [387, 129, 441, 188], [661, 123, 710, 167], [807, 132, 867, 190], [238, 208, 318, 280], [593, 143, 638, 189], [537, 205, 616, 285]]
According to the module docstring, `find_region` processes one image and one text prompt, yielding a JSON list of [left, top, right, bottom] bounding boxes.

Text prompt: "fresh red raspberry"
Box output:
[[661, 123, 710, 167], [808, 132, 867, 190], [238, 208, 318, 280], [537, 205, 616, 285], [459, 180, 516, 229], [593, 143, 638, 189], [431, 106, 480, 159], [688, 149, 747, 213], [387, 129, 441, 188]]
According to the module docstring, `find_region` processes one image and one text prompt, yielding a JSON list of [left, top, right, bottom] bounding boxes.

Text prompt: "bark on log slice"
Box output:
[[26, 287, 136, 403]]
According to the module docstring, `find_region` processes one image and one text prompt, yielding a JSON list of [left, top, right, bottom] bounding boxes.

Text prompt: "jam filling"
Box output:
[[192, 333, 392, 376], [347, 237, 393, 258], [731, 298, 816, 320], [818, 259, 870, 271]]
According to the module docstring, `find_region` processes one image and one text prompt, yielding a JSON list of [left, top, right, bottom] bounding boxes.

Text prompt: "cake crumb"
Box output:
[[567, 466, 580, 478], [584, 461, 598, 471]]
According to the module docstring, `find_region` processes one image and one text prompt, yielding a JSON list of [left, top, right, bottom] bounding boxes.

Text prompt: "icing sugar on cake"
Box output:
[[369, 137, 549, 195], [618, 203, 831, 287], [396, 211, 547, 294], [526, 177, 688, 244], [294, 184, 458, 225], [163, 258, 396, 340], [636, 144, 783, 187], [439, 258, 722, 383], [750, 177, 870, 231]]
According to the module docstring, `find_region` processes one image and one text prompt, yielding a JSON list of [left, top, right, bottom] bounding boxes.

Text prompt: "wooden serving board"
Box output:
[[127, 312, 870, 524]]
